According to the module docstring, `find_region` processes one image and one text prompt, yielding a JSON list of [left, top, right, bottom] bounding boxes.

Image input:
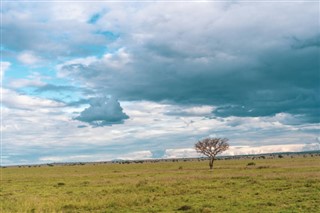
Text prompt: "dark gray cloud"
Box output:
[[60, 35, 320, 123], [4, 2, 319, 125], [33, 83, 94, 97], [291, 34, 320, 49], [75, 96, 129, 127]]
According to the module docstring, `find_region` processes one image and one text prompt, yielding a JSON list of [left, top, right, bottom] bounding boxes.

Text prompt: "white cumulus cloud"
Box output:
[[17, 51, 43, 65]]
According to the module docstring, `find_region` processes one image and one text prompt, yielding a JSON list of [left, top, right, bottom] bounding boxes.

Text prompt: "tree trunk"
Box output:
[[209, 158, 214, 170]]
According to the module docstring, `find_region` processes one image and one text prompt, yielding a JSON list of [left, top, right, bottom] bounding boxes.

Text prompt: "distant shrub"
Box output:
[[278, 155, 284, 158], [178, 205, 192, 211], [247, 162, 256, 166], [304, 181, 314, 187], [266, 202, 275, 206], [178, 166, 183, 170], [257, 166, 270, 169], [57, 182, 65, 186], [47, 164, 54, 167]]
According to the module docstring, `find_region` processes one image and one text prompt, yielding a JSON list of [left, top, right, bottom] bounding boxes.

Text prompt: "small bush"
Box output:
[[62, 204, 79, 210], [178, 205, 192, 211], [57, 182, 65, 186], [247, 162, 256, 166], [178, 166, 183, 170], [257, 166, 270, 169], [304, 183, 312, 187], [266, 202, 275, 206]]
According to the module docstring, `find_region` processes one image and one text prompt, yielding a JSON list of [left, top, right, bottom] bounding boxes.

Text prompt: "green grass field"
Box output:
[[1, 156, 319, 212]]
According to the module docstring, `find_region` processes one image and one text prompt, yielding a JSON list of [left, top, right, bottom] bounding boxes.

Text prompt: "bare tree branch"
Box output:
[[195, 137, 229, 170]]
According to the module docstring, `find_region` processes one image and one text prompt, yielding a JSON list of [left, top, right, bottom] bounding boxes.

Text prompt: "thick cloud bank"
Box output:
[[3, 2, 319, 124], [56, 2, 319, 124], [75, 97, 129, 126]]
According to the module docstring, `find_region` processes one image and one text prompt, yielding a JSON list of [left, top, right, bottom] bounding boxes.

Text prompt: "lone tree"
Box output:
[[195, 137, 229, 170]]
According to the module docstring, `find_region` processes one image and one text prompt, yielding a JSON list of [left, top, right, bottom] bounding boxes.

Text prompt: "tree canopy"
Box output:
[[195, 137, 229, 169]]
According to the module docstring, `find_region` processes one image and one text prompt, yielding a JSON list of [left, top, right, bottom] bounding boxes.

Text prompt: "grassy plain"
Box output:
[[1, 156, 319, 213]]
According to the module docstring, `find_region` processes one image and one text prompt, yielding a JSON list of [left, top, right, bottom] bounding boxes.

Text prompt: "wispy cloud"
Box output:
[[1, 61, 11, 79]]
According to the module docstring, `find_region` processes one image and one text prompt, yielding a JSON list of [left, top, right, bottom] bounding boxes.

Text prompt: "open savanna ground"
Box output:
[[1, 156, 319, 213]]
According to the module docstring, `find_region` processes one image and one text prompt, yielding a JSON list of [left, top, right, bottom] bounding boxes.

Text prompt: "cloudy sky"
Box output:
[[1, 1, 319, 165]]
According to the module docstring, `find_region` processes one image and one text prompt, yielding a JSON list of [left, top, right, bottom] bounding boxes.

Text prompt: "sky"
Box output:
[[1, 0, 319, 165]]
